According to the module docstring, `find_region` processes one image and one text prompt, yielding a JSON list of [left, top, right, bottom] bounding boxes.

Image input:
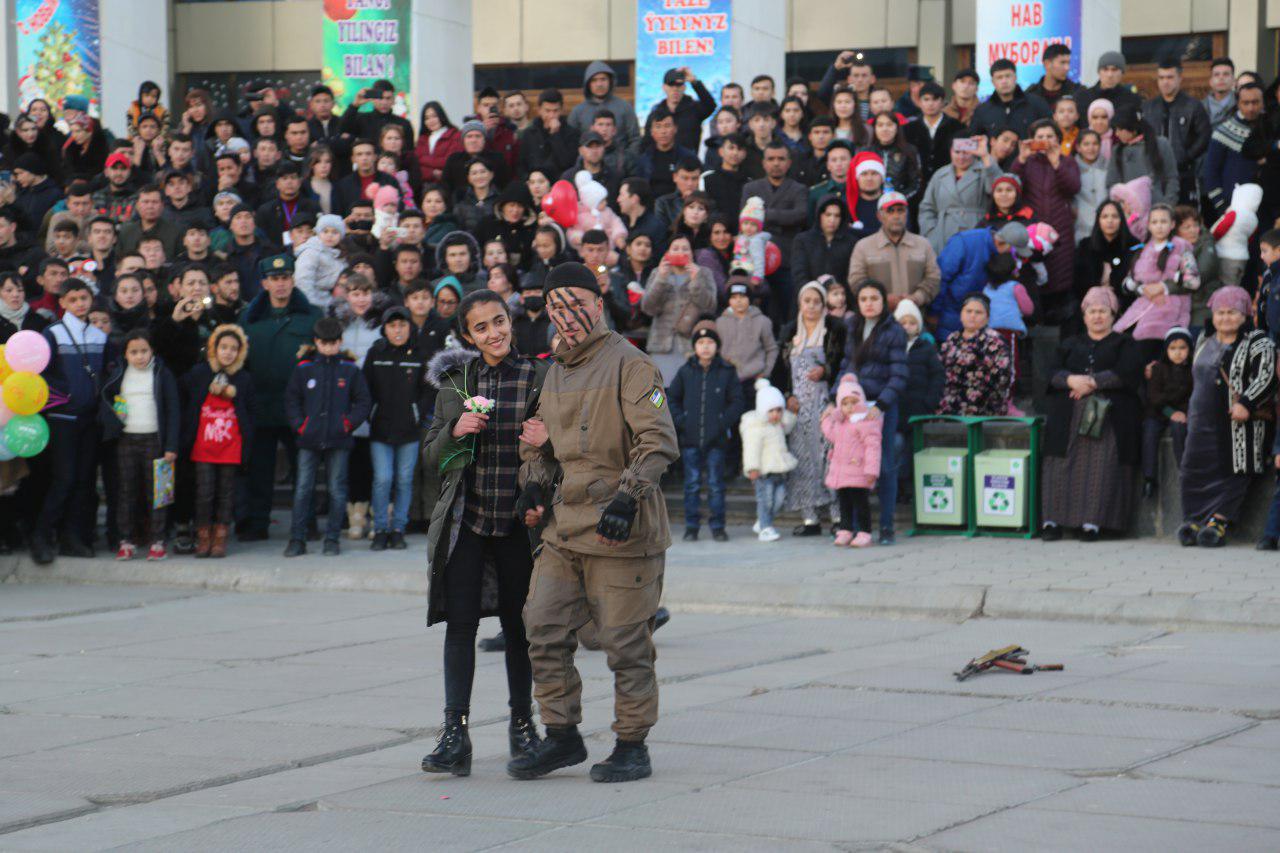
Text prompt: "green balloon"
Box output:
[[4, 414, 49, 458]]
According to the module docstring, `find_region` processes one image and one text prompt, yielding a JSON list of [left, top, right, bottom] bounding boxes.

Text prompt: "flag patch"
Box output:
[[649, 387, 665, 408]]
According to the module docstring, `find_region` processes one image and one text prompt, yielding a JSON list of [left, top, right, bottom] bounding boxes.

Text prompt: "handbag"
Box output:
[[1077, 393, 1111, 438]]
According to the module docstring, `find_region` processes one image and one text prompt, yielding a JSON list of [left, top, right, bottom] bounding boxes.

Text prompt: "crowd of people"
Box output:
[[1, 43, 1280, 567]]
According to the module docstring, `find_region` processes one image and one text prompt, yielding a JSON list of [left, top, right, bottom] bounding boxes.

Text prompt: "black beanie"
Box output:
[[14, 152, 45, 174], [691, 326, 720, 348], [542, 261, 601, 299]]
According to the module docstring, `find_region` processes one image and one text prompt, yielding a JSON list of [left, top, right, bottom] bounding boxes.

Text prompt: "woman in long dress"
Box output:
[[771, 280, 846, 536], [1041, 286, 1143, 541]]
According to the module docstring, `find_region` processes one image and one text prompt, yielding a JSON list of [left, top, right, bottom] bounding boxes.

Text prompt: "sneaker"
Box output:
[[388, 531, 407, 550], [833, 530, 853, 547], [1080, 526, 1100, 543], [323, 539, 340, 556], [283, 540, 306, 558], [146, 542, 167, 561], [370, 532, 389, 551], [116, 541, 136, 561], [1042, 523, 1063, 542], [751, 521, 761, 534], [683, 528, 698, 542], [711, 529, 728, 542], [1256, 536, 1279, 551], [877, 529, 895, 546], [851, 532, 873, 548], [792, 523, 822, 537], [757, 526, 781, 542]]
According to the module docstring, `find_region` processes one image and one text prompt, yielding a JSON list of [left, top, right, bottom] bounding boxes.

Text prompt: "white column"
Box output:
[[917, 0, 953, 84], [411, 0, 473, 125], [99, 0, 170, 135], [1079, 0, 1121, 86], [1227, 0, 1267, 77], [730, 0, 785, 94]]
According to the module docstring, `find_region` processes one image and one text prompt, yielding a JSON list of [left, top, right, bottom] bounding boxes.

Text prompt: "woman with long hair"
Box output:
[[984, 173, 1035, 227], [415, 100, 462, 186], [379, 122, 423, 199], [1106, 104, 1179, 205], [1073, 129, 1108, 243], [831, 86, 870, 148], [420, 289, 547, 776], [694, 214, 735, 293], [778, 96, 808, 153], [304, 145, 336, 213], [421, 184, 461, 259], [670, 191, 712, 251], [867, 112, 922, 200], [1074, 199, 1141, 308]]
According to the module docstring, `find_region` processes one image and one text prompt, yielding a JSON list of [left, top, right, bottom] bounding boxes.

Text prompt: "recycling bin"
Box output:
[[974, 449, 1030, 529], [913, 447, 968, 528]]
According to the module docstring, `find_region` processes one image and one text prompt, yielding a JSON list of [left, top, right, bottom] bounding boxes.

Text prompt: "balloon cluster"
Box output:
[[0, 331, 52, 460]]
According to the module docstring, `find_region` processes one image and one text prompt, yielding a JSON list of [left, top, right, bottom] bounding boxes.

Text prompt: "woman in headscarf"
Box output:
[[1012, 118, 1081, 305], [1041, 286, 1143, 542], [1178, 286, 1277, 548], [770, 280, 846, 536], [1086, 97, 1116, 161]]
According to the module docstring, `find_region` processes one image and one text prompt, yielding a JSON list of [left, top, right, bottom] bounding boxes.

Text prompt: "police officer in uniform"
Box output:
[[508, 261, 678, 783]]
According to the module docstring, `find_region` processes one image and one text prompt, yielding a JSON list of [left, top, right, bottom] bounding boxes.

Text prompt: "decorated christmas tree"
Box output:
[[32, 23, 89, 107]]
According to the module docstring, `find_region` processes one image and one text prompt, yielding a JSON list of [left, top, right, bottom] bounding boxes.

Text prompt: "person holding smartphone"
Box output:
[[639, 235, 718, 384]]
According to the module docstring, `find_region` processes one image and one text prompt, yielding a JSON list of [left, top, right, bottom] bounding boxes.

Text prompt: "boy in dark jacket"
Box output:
[[181, 324, 255, 558], [363, 306, 432, 550], [668, 326, 745, 541], [283, 317, 372, 557], [100, 329, 180, 561]]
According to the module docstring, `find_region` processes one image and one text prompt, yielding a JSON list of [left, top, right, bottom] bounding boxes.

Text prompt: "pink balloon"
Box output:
[[0, 398, 11, 426], [5, 330, 50, 373]]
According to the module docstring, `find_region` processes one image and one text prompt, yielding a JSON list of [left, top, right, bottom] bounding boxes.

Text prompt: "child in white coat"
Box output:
[[294, 214, 346, 310], [740, 379, 798, 541]]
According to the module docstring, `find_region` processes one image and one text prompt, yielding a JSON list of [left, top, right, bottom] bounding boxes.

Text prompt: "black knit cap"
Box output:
[[691, 326, 720, 347], [542, 261, 600, 299]]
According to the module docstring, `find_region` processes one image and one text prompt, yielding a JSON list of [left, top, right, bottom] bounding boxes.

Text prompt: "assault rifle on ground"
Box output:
[[954, 645, 1064, 681]]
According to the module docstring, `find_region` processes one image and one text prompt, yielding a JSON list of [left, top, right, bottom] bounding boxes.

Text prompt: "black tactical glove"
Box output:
[[595, 492, 637, 543], [514, 482, 545, 518]]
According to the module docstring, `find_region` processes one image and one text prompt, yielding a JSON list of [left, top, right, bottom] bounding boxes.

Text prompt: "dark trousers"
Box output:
[[443, 526, 534, 716], [238, 425, 295, 536], [766, 266, 795, 330], [1141, 416, 1188, 481], [837, 487, 871, 533], [681, 445, 726, 531], [348, 437, 372, 503], [95, 439, 120, 547], [875, 403, 900, 533], [1264, 481, 1280, 540], [116, 432, 166, 544], [196, 462, 237, 527], [35, 416, 99, 546], [290, 447, 349, 542]]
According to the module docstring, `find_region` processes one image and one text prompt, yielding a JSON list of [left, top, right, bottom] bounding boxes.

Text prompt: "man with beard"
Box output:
[[507, 261, 677, 784]]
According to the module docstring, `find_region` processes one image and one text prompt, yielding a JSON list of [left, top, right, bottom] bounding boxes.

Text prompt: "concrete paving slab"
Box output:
[[8, 684, 313, 721], [1141, 743, 1280, 787], [62, 720, 406, 762], [706, 686, 1006, 724], [0, 714, 165, 759], [0, 790, 95, 835], [1029, 776, 1280, 828], [486, 823, 842, 851], [0, 803, 259, 851]]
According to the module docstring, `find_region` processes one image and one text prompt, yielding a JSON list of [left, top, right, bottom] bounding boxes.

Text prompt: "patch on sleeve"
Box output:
[[648, 387, 665, 408]]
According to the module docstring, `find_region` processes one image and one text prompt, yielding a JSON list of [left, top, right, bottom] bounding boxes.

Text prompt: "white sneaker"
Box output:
[[758, 526, 781, 542], [752, 521, 761, 534]]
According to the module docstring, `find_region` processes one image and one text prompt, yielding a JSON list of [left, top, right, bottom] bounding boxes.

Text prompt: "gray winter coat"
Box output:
[[640, 264, 718, 355], [568, 61, 641, 154], [715, 305, 778, 382], [294, 235, 346, 311], [918, 162, 998, 255], [1106, 137, 1180, 206], [1074, 154, 1110, 244]]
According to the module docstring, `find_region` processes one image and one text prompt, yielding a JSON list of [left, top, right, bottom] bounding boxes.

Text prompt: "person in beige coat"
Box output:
[[848, 192, 942, 310]]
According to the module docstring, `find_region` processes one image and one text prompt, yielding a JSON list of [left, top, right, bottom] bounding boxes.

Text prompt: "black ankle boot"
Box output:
[[509, 710, 542, 758], [421, 710, 471, 776], [590, 739, 652, 783], [506, 725, 587, 780]]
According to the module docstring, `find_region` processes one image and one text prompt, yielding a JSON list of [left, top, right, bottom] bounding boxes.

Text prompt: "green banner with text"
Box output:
[[322, 0, 412, 114]]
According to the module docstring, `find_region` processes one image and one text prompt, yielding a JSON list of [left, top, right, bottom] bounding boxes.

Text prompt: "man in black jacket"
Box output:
[[306, 85, 350, 175], [970, 60, 1051, 139], [518, 89, 580, 179], [904, 82, 964, 190], [332, 140, 398, 216], [1025, 44, 1085, 110], [255, 162, 321, 248], [704, 134, 750, 223], [1144, 58, 1212, 204], [650, 67, 715, 153], [1078, 51, 1142, 122], [340, 79, 415, 146]]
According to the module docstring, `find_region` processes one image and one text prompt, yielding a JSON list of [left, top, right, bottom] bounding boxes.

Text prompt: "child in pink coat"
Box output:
[[821, 375, 883, 547]]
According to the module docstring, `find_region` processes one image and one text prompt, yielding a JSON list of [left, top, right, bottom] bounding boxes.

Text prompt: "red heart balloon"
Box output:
[[542, 180, 579, 230]]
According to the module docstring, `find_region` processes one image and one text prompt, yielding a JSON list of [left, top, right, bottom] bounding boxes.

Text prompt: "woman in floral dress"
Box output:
[[938, 294, 1013, 415]]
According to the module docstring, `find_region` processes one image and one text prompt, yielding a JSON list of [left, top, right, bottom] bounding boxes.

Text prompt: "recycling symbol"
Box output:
[[987, 491, 1010, 513], [928, 489, 951, 511]]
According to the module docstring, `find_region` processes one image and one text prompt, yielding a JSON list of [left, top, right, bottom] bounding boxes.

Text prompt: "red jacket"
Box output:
[[415, 126, 462, 185]]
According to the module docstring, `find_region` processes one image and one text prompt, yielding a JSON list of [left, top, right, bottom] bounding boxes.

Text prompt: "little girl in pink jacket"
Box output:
[[821, 375, 883, 547]]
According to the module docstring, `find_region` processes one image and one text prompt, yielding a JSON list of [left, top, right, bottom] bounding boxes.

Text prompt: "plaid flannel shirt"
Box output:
[[462, 350, 538, 537]]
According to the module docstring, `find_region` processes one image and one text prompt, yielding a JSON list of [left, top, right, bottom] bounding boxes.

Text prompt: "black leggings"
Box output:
[[443, 526, 534, 716], [837, 487, 871, 534]]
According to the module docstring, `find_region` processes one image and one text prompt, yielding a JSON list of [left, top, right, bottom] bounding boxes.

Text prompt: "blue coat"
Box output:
[[933, 228, 997, 341], [284, 348, 372, 451], [667, 354, 745, 450], [838, 315, 909, 411]]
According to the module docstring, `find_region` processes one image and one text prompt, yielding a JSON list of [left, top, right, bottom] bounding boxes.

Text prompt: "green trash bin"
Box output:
[[974, 449, 1029, 529], [914, 447, 967, 528]]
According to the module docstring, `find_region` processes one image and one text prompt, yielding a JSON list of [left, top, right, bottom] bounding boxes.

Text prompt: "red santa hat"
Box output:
[[852, 151, 886, 179]]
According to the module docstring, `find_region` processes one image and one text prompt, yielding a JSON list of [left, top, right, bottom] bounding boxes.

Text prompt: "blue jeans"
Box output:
[[875, 403, 900, 533], [753, 474, 786, 529], [370, 440, 418, 533], [1265, 481, 1280, 540], [291, 447, 350, 542], [682, 446, 726, 531]]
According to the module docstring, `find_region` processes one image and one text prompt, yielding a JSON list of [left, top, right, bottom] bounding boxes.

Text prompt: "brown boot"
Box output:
[[195, 526, 213, 558], [210, 525, 229, 558]]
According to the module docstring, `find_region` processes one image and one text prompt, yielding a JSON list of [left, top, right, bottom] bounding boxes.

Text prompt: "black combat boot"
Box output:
[[509, 710, 542, 758], [506, 725, 587, 779], [589, 739, 652, 783], [421, 710, 471, 776]]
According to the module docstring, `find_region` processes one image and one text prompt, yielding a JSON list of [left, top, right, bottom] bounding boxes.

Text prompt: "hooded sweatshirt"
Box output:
[[568, 61, 641, 153]]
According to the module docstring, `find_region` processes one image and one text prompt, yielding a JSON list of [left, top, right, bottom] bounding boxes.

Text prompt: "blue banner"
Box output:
[[635, 0, 732, 125], [976, 0, 1081, 98]]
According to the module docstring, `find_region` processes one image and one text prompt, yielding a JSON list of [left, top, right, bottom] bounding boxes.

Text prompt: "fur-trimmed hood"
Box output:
[[426, 345, 479, 390], [434, 230, 481, 273], [206, 324, 249, 375], [333, 290, 394, 330]]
